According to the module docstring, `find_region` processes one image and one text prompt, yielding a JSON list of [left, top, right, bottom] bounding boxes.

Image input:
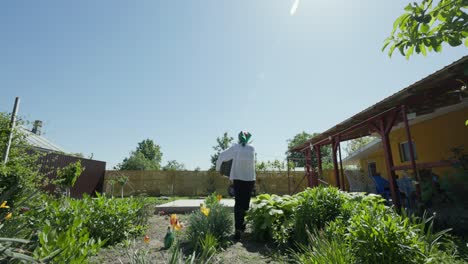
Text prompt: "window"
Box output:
[[399, 141, 417, 162], [368, 162, 377, 177]]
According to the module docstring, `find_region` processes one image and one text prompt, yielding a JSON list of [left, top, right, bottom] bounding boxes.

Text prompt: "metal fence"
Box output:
[[38, 153, 106, 198]]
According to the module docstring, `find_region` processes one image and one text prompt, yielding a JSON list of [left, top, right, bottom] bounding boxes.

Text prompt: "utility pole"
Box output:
[[3, 97, 20, 165]]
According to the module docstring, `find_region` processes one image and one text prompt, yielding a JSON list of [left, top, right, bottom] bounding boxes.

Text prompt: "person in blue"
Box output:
[[216, 131, 256, 240]]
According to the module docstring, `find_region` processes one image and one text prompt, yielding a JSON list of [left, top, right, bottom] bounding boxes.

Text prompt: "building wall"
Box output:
[[104, 169, 336, 197], [359, 106, 468, 179]]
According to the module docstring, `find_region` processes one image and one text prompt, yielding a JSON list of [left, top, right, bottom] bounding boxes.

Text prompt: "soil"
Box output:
[[91, 214, 283, 264]]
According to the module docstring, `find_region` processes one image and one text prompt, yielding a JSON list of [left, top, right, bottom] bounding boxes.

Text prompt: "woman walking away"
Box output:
[[216, 131, 256, 240]]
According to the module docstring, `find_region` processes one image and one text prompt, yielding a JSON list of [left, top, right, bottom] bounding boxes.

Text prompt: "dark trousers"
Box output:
[[233, 180, 255, 231]]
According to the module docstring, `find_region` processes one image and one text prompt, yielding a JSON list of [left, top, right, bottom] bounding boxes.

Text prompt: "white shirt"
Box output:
[[216, 143, 256, 181]]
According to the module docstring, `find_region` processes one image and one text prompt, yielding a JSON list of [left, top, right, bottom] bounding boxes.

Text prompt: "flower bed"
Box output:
[[246, 186, 466, 263]]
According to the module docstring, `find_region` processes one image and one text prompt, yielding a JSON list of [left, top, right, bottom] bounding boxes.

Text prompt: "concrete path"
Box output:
[[155, 199, 235, 214]]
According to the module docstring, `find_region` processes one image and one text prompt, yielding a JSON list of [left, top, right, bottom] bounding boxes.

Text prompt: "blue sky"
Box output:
[[0, 1, 466, 170]]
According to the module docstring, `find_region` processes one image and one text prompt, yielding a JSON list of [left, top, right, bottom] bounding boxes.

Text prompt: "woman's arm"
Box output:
[[215, 146, 236, 171]]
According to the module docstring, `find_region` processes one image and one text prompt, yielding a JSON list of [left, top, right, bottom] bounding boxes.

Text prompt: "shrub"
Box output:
[[293, 187, 348, 244], [246, 193, 299, 245], [34, 218, 104, 264], [186, 193, 232, 250], [291, 230, 355, 264], [29, 193, 149, 247]]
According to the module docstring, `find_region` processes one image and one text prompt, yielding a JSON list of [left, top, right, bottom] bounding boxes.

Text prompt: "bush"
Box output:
[[292, 230, 355, 264], [28, 193, 149, 247], [186, 193, 232, 250], [34, 218, 104, 264], [342, 198, 463, 264], [293, 187, 348, 244], [246, 193, 299, 245]]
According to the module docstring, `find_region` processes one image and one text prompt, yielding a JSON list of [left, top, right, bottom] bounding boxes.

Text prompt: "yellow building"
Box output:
[[345, 102, 468, 180], [290, 56, 468, 207]]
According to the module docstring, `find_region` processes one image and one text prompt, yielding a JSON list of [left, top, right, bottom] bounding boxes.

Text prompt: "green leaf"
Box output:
[[465, 120, 468, 126], [405, 46, 414, 59], [388, 44, 396, 57], [382, 39, 391, 51], [420, 24, 430, 33], [465, 37, 468, 47], [420, 44, 427, 56], [448, 37, 462, 47], [398, 45, 406, 57], [392, 14, 410, 35], [0, 237, 30, 244]]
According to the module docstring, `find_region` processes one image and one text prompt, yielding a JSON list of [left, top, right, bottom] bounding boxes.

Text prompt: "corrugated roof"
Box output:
[[291, 56, 468, 152], [19, 126, 65, 153]]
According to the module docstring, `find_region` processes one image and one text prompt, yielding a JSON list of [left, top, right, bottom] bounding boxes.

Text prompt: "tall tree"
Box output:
[[210, 132, 234, 171], [344, 136, 376, 156], [163, 160, 186, 171], [286, 132, 332, 168], [383, 0, 467, 59], [117, 139, 162, 170]]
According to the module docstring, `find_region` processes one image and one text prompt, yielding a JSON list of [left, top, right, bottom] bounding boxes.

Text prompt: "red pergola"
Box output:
[[290, 56, 468, 208]]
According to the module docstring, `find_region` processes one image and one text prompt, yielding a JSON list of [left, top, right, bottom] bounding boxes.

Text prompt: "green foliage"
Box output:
[[247, 187, 465, 263], [30, 194, 149, 247], [55, 161, 83, 196], [0, 191, 59, 264], [292, 230, 355, 264], [124, 241, 150, 264], [163, 160, 186, 171], [345, 201, 426, 263], [116, 174, 129, 198], [210, 132, 233, 171], [117, 139, 163, 170], [286, 132, 331, 168], [198, 233, 218, 262], [34, 219, 104, 264], [246, 193, 299, 246], [186, 193, 232, 250], [0, 113, 43, 207], [383, 0, 468, 59], [294, 187, 348, 244]]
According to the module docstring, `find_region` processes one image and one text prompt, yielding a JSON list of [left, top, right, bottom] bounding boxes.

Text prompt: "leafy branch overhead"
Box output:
[[383, 0, 467, 59]]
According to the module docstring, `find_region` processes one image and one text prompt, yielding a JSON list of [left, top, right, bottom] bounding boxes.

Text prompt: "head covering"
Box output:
[[238, 131, 252, 146]]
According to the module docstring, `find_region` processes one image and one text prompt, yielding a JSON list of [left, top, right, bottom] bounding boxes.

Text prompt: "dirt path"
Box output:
[[92, 214, 282, 264]]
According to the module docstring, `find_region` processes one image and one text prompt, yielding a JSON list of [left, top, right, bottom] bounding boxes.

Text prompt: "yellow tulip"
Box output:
[[216, 194, 222, 202], [170, 214, 178, 227], [201, 206, 210, 216], [0, 201, 9, 209], [174, 221, 183, 231], [4, 212, 12, 220]]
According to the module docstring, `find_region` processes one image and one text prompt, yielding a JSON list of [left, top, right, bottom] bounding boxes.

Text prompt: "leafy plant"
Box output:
[[30, 194, 149, 247], [291, 230, 355, 264], [383, 0, 468, 59], [116, 174, 129, 198], [55, 161, 83, 197], [246, 193, 299, 246], [124, 240, 150, 264], [198, 233, 218, 262], [294, 187, 348, 244], [34, 218, 103, 264], [186, 193, 232, 250]]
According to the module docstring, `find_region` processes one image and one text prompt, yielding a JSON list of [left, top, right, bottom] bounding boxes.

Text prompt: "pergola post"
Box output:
[[314, 145, 323, 179], [287, 157, 291, 194], [370, 111, 401, 209], [401, 105, 422, 201], [305, 147, 313, 187], [331, 138, 341, 189], [338, 141, 345, 191]]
